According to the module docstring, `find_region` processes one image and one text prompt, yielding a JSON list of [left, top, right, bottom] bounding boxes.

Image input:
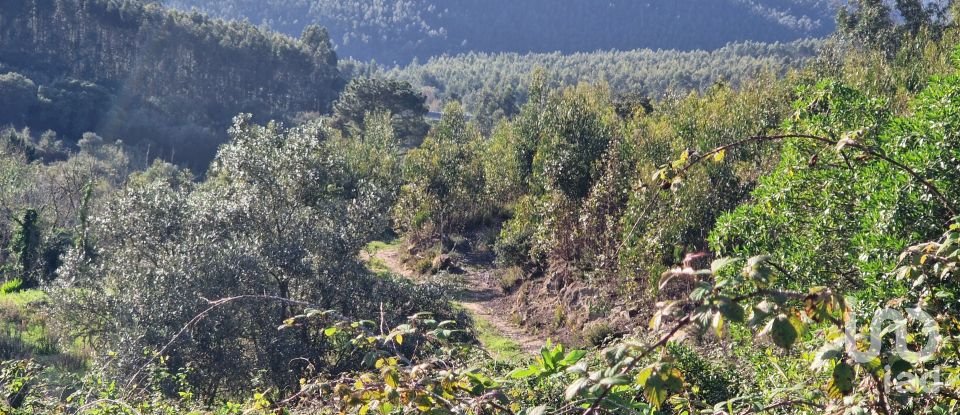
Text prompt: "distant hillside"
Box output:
[[362, 39, 821, 123], [164, 0, 839, 64], [0, 0, 343, 167]]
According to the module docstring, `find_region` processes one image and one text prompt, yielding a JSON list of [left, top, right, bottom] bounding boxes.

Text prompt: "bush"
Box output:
[[496, 266, 525, 291], [667, 342, 742, 406], [0, 279, 23, 294], [581, 322, 616, 347]]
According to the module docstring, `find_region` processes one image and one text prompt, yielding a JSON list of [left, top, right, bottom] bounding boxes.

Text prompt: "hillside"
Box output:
[[372, 39, 822, 120], [0, 0, 343, 167], [164, 0, 838, 63], [5, 1, 960, 414]]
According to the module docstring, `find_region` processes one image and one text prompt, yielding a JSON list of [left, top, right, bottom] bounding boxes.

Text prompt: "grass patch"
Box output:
[[365, 238, 403, 255], [0, 289, 90, 373], [471, 314, 525, 363], [363, 238, 405, 277], [367, 257, 392, 276], [0, 288, 47, 307]]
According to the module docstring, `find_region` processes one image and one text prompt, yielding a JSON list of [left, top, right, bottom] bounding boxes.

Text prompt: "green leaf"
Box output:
[[509, 367, 540, 379], [710, 257, 738, 274], [437, 320, 457, 328], [743, 255, 773, 287], [599, 374, 631, 386], [526, 405, 548, 415], [559, 350, 587, 367], [828, 362, 855, 398], [712, 312, 725, 337], [747, 300, 773, 328], [636, 364, 684, 409], [768, 314, 798, 349], [689, 282, 712, 302], [323, 327, 339, 337], [811, 341, 843, 371], [717, 297, 745, 323]]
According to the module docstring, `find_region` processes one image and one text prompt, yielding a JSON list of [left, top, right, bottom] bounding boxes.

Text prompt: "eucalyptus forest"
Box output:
[[1, 0, 960, 414]]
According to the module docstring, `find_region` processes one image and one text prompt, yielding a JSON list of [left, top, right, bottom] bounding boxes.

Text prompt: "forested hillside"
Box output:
[[369, 39, 822, 130], [3, 0, 960, 414], [0, 0, 343, 167], [164, 0, 837, 63]]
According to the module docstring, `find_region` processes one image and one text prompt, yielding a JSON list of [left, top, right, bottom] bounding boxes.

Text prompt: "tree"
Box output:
[[0, 72, 37, 126], [395, 102, 486, 245], [52, 114, 446, 397], [8, 209, 40, 285], [333, 78, 429, 146], [301, 24, 337, 67]]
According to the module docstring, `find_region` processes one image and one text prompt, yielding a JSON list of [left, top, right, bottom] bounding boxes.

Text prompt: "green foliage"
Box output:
[[0, 278, 23, 294], [383, 39, 820, 116], [838, 0, 950, 56], [395, 103, 488, 244], [51, 115, 453, 397], [8, 209, 40, 286], [666, 342, 741, 406], [5, 5, 960, 415], [0, 72, 37, 126], [333, 78, 429, 146], [582, 322, 615, 348], [711, 73, 960, 293], [0, 0, 343, 166], [472, 315, 525, 363]]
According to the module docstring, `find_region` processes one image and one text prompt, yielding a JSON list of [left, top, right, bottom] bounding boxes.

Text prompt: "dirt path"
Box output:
[[364, 245, 542, 356]]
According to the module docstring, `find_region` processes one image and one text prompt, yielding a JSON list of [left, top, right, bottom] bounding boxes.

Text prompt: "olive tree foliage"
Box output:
[[52, 114, 449, 397]]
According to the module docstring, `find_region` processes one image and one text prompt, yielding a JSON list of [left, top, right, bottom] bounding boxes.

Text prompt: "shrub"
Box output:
[[496, 266, 525, 291], [0, 279, 23, 294], [582, 322, 616, 347]]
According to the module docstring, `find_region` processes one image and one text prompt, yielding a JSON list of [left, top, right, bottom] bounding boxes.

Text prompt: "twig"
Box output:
[[681, 134, 957, 218]]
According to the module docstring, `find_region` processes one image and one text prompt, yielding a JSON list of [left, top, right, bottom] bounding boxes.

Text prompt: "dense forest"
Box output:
[[367, 39, 822, 131], [3, 0, 960, 414], [0, 0, 343, 168], [164, 0, 838, 63]]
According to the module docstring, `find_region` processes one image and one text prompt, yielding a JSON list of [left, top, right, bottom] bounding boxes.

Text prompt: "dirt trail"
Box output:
[[364, 245, 542, 355]]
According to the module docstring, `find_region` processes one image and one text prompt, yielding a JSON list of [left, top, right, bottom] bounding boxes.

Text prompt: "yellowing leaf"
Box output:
[[712, 149, 726, 163], [383, 368, 399, 388], [395, 334, 403, 345]]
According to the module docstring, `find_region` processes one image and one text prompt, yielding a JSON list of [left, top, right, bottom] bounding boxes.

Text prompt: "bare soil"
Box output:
[[365, 244, 543, 355]]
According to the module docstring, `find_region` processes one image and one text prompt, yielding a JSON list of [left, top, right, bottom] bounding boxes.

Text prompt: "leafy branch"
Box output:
[[673, 133, 957, 217]]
